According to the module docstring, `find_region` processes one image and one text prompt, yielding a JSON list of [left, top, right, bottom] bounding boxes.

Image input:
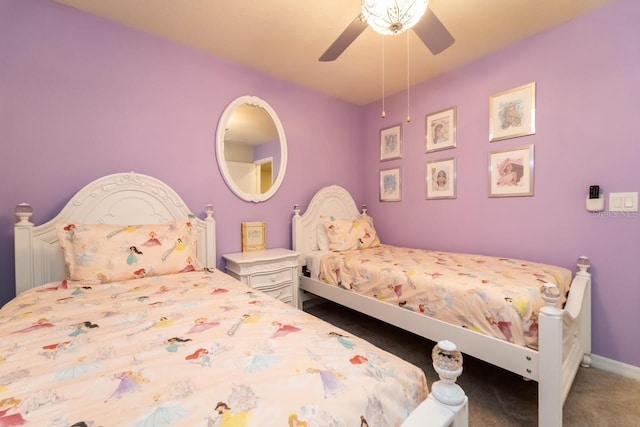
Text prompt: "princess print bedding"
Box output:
[[317, 245, 573, 349], [0, 270, 427, 426]]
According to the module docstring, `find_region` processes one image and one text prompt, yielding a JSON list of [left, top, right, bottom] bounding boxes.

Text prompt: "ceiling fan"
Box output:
[[320, 0, 455, 62]]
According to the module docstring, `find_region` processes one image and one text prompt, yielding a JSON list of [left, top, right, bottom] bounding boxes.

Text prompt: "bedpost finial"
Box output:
[[205, 204, 214, 219], [16, 203, 34, 225], [576, 256, 591, 275], [539, 282, 563, 317], [431, 340, 465, 406], [541, 282, 561, 306], [293, 204, 300, 216]]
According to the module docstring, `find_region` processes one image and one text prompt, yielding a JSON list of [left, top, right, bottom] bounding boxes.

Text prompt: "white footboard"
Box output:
[[402, 396, 468, 427], [538, 259, 592, 426]]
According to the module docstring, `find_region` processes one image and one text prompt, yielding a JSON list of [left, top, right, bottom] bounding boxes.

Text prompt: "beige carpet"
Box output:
[[305, 299, 640, 427]]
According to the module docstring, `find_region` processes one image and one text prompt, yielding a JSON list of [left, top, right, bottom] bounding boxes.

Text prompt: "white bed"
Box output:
[[9, 172, 468, 426], [292, 184, 593, 427]]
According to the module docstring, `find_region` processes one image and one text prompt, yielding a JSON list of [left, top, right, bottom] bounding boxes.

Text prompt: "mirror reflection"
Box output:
[[224, 104, 279, 194], [216, 96, 287, 202]]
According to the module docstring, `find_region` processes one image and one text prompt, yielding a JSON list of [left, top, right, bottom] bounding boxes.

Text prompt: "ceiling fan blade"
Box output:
[[319, 15, 368, 62], [412, 9, 455, 55]]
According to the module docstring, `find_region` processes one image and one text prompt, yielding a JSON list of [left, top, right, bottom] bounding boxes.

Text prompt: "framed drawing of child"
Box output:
[[488, 145, 534, 197], [426, 158, 456, 199], [425, 106, 456, 153]]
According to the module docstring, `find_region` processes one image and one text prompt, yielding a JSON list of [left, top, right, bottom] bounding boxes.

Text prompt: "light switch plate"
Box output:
[[609, 192, 638, 212]]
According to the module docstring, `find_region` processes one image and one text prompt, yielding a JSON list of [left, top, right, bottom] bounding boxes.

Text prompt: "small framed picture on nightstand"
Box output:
[[241, 221, 266, 252]]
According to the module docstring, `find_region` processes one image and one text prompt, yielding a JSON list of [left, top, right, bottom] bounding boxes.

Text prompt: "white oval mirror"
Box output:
[[216, 96, 287, 202]]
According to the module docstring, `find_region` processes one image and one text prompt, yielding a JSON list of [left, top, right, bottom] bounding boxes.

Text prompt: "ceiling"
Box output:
[[55, 0, 616, 106]]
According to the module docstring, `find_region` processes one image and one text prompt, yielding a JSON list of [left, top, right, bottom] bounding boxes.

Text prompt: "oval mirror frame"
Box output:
[[216, 96, 288, 203]]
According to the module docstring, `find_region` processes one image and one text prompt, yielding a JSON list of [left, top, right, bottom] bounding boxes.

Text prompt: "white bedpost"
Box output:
[[402, 341, 468, 427], [203, 204, 216, 268], [538, 282, 564, 427], [14, 203, 35, 296], [575, 256, 592, 367], [292, 204, 304, 309], [292, 204, 302, 247]]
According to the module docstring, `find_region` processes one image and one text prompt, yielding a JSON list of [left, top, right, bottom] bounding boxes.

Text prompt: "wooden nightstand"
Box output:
[[222, 248, 300, 307]]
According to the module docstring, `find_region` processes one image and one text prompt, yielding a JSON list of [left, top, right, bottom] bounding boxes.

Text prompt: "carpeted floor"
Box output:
[[305, 299, 640, 427]]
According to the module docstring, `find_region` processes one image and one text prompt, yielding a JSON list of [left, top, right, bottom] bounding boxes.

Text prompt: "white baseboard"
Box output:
[[590, 354, 640, 381]]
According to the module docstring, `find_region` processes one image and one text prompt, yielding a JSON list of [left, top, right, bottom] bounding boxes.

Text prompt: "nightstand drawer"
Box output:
[[248, 268, 293, 288], [257, 281, 293, 303]]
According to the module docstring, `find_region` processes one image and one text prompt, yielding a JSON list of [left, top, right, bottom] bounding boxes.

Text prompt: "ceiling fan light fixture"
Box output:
[[361, 0, 429, 36]]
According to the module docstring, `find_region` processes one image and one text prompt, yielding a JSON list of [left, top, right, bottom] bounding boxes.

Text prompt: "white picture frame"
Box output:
[[425, 106, 457, 153], [489, 82, 536, 142], [426, 157, 456, 199], [380, 124, 402, 161], [488, 145, 535, 197], [380, 168, 401, 201]]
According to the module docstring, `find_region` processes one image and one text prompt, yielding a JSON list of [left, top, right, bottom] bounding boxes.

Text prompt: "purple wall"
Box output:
[[1, 0, 638, 367], [0, 0, 363, 300], [362, 0, 640, 366]]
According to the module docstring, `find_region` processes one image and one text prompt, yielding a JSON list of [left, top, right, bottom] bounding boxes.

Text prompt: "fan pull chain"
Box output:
[[381, 36, 386, 118], [406, 31, 411, 123]]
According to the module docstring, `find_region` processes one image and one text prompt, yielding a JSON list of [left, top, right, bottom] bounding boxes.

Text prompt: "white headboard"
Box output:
[[14, 172, 216, 296], [292, 185, 364, 266]]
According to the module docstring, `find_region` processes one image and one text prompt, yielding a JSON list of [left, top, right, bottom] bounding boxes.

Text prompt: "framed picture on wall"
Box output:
[[426, 157, 456, 199], [425, 106, 457, 152], [488, 145, 534, 197], [380, 168, 401, 201], [241, 221, 266, 252], [489, 82, 536, 142], [380, 124, 402, 161]]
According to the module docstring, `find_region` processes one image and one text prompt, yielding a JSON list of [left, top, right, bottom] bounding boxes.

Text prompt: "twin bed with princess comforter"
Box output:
[[293, 184, 592, 427], [313, 244, 573, 350]]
